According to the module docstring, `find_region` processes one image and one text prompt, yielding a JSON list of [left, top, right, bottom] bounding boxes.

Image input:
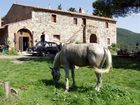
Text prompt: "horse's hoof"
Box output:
[[64, 90, 69, 93], [95, 86, 100, 92]]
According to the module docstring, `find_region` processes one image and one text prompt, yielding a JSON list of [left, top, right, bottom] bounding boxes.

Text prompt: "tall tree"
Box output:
[[68, 7, 77, 12], [93, 0, 140, 18]]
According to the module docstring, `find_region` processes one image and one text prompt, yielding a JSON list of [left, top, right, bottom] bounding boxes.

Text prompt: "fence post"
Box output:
[[3, 81, 10, 98]]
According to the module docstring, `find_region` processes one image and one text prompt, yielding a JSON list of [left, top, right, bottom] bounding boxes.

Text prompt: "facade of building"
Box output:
[[0, 4, 116, 52]]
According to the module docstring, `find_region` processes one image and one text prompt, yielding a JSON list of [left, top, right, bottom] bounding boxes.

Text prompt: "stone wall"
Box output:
[[86, 19, 116, 47], [31, 11, 84, 44], [31, 10, 116, 47], [6, 8, 116, 49], [8, 19, 33, 48]]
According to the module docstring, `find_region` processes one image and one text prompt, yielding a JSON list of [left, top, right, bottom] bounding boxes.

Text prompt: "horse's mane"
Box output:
[[53, 52, 61, 69]]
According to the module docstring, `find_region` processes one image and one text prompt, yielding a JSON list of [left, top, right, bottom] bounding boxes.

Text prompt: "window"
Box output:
[[51, 14, 56, 23], [73, 18, 77, 25], [40, 34, 45, 42], [107, 38, 111, 45], [53, 35, 60, 40], [82, 18, 86, 26], [105, 22, 109, 28]]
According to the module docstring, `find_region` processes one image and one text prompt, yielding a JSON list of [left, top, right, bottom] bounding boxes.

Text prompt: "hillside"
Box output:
[[117, 28, 140, 51]]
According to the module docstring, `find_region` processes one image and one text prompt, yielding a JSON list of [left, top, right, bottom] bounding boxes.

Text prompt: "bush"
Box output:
[[8, 48, 18, 55]]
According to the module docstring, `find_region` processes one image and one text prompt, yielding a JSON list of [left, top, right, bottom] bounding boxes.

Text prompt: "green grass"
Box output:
[[0, 57, 140, 105]]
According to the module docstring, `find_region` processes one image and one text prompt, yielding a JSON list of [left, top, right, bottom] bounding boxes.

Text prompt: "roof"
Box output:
[[13, 3, 116, 23], [0, 25, 8, 30]]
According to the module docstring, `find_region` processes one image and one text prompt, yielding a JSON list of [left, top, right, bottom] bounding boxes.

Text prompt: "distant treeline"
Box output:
[[117, 28, 140, 51]]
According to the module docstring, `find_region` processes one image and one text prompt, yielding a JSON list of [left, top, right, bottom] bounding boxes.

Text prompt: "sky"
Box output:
[[0, 0, 140, 33]]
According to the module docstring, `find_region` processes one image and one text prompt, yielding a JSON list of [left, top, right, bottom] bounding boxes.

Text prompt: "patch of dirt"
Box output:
[[11, 60, 24, 64]]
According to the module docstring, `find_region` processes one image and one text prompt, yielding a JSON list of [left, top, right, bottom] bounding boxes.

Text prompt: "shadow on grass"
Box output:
[[112, 56, 140, 71], [41, 79, 65, 89], [17, 55, 140, 71], [71, 85, 94, 93], [40, 79, 95, 93]]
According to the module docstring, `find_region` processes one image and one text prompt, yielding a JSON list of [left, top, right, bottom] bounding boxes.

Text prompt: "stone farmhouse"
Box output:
[[0, 3, 116, 52]]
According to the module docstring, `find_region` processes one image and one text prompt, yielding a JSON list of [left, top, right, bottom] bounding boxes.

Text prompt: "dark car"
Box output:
[[26, 41, 61, 56]]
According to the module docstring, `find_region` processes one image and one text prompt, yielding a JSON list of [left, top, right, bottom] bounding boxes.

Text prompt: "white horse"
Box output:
[[50, 43, 112, 92]]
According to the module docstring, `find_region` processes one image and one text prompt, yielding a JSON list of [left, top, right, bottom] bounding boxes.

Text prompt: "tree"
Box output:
[[58, 4, 62, 10], [92, 0, 140, 18], [68, 7, 77, 12], [92, 0, 113, 18]]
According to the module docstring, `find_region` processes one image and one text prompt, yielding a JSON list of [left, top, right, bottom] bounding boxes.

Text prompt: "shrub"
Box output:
[[8, 48, 18, 55], [108, 43, 119, 54]]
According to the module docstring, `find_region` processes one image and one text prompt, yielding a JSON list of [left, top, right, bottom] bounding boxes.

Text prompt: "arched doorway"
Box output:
[[90, 34, 97, 43], [15, 28, 33, 52]]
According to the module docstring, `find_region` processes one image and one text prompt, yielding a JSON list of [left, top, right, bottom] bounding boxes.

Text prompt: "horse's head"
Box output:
[[50, 67, 61, 85]]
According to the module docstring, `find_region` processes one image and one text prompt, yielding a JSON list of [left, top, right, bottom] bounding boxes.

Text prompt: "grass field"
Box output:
[[0, 56, 140, 105]]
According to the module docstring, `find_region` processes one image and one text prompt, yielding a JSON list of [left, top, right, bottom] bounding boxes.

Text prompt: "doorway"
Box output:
[[19, 37, 29, 51], [16, 28, 33, 52], [90, 34, 97, 43]]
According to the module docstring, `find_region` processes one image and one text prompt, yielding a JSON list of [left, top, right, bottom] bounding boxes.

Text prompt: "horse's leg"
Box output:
[[64, 65, 70, 92], [95, 72, 102, 91], [70, 65, 75, 88], [95, 55, 105, 91]]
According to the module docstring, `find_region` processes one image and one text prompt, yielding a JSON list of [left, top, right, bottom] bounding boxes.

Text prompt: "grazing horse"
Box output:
[[50, 43, 112, 92]]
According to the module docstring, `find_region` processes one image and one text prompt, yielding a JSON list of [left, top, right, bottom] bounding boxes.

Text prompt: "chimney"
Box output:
[[79, 8, 85, 13]]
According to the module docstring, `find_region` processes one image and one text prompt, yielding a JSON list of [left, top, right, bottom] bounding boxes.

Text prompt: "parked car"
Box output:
[[26, 41, 61, 56], [117, 49, 130, 56]]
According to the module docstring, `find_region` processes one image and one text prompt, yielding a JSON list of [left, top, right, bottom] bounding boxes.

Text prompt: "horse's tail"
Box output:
[[95, 48, 112, 73]]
